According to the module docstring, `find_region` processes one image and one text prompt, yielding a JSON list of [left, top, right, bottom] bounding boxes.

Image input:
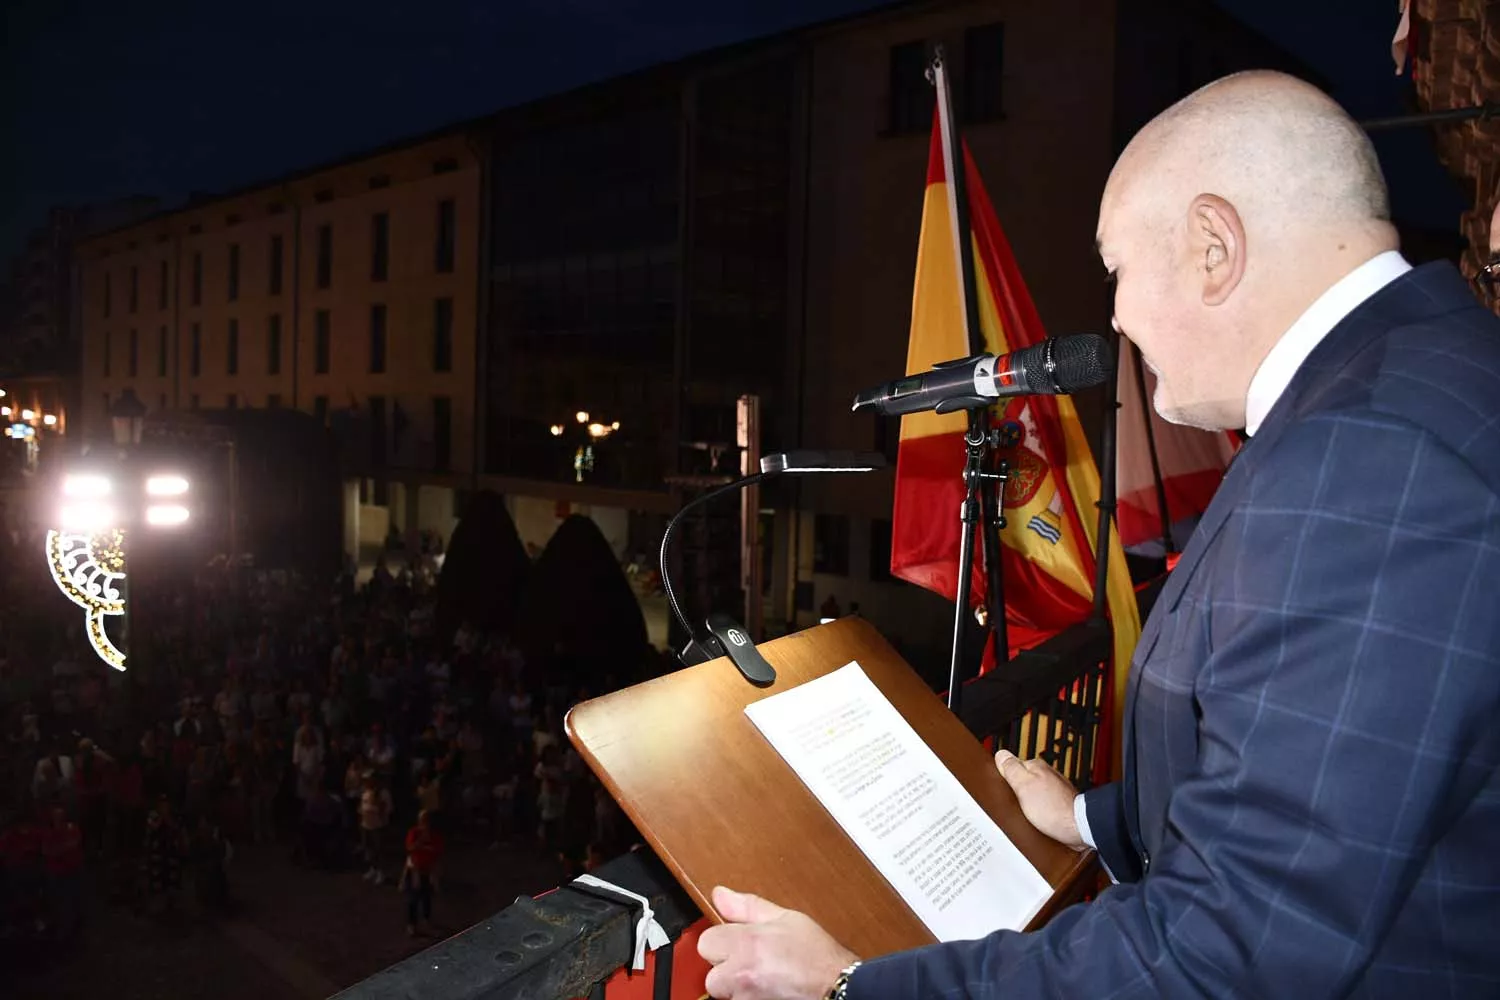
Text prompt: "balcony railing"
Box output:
[[337, 619, 1111, 1000]]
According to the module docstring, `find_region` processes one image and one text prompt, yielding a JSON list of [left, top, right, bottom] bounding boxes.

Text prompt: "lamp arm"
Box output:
[[659, 471, 773, 647]]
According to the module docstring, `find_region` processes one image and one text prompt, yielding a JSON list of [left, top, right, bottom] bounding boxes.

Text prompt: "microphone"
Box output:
[[851, 333, 1111, 416]]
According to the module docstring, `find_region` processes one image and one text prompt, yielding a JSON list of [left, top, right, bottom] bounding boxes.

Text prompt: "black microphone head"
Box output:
[[1052, 333, 1112, 392]]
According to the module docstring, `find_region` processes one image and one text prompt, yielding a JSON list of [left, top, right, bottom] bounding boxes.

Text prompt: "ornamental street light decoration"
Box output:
[[46, 469, 194, 671], [46, 390, 192, 671], [47, 524, 129, 670]]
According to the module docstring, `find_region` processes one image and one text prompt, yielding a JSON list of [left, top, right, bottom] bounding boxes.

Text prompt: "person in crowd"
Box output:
[[358, 774, 392, 885], [299, 785, 343, 870], [189, 814, 231, 910], [401, 809, 443, 937], [292, 721, 325, 804], [140, 802, 182, 914], [364, 721, 396, 779], [72, 738, 112, 857], [39, 805, 83, 940]]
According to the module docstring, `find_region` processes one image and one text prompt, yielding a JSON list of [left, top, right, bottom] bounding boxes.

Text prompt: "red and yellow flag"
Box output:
[[890, 121, 1141, 780], [1116, 353, 1238, 554]]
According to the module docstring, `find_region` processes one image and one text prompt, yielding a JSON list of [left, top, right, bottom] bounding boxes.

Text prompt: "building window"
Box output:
[[433, 297, 453, 372], [314, 310, 330, 374], [869, 519, 894, 582], [267, 393, 282, 409], [369, 174, 390, 190], [313, 395, 328, 424], [888, 40, 932, 135], [369, 395, 388, 476], [813, 513, 851, 576], [190, 393, 200, 411], [963, 23, 1006, 123], [269, 235, 284, 295], [159, 260, 169, 309], [128, 329, 138, 377], [314, 189, 332, 204], [316, 224, 332, 289], [433, 157, 458, 174], [226, 393, 237, 410], [227, 243, 240, 301], [191, 252, 202, 305], [267, 314, 282, 375], [433, 396, 452, 471], [103, 330, 112, 377], [103, 272, 111, 317], [369, 304, 387, 373], [227, 319, 239, 375], [158, 326, 168, 376], [435, 199, 455, 273], [129, 265, 139, 312], [190, 323, 201, 376], [371, 212, 389, 282]]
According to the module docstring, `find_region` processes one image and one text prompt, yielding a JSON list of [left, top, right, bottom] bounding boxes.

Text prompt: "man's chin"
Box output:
[[1153, 388, 1229, 432]]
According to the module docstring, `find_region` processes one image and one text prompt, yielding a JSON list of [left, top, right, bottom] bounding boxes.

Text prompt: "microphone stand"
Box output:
[[946, 409, 1009, 715]]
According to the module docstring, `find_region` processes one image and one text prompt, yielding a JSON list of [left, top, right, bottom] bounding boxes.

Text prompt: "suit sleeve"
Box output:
[[1081, 783, 1142, 884], [849, 414, 1500, 1000]]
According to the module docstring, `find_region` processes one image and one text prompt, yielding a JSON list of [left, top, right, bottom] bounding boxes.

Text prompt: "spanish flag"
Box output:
[[890, 120, 1141, 781]]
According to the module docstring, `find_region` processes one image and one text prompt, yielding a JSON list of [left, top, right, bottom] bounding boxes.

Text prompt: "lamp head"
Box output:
[[759, 451, 888, 475]]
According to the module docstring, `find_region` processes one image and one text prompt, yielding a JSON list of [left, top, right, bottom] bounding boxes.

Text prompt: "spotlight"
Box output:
[[146, 474, 189, 497], [145, 505, 190, 527], [58, 503, 117, 532], [63, 474, 112, 498]]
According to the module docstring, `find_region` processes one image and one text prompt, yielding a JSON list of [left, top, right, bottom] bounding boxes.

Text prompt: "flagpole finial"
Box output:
[[927, 45, 945, 85]]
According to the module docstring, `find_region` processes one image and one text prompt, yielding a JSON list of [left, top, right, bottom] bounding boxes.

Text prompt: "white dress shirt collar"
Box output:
[[1243, 250, 1413, 436]]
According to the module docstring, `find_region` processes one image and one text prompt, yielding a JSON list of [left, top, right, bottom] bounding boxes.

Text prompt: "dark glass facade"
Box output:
[[484, 56, 797, 491]]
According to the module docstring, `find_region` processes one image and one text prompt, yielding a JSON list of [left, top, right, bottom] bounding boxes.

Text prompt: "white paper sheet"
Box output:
[[744, 661, 1051, 941]]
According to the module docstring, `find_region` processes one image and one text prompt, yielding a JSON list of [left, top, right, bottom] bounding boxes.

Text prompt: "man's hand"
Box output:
[[697, 886, 857, 1000], [995, 749, 1086, 852]]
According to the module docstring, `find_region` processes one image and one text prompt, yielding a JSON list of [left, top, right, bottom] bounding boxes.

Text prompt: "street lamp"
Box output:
[[554, 411, 622, 482], [46, 465, 193, 671], [109, 388, 147, 448]]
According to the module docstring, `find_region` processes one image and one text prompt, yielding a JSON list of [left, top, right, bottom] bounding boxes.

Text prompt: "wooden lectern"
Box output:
[[566, 617, 1096, 959]]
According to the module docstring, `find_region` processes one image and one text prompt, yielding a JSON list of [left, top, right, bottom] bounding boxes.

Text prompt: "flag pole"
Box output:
[[931, 47, 1009, 711]]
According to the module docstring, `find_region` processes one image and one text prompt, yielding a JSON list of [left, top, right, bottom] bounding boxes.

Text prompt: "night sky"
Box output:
[[0, 0, 1468, 263]]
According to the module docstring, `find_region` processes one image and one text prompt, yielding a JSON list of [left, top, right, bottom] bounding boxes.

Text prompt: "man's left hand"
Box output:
[[697, 886, 858, 1000]]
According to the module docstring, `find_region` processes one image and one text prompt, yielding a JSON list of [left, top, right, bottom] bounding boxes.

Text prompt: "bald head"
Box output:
[[1098, 71, 1398, 431], [1109, 71, 1390, 240]]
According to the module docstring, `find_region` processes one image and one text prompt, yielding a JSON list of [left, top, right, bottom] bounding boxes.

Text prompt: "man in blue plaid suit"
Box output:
[[697, 71, 1500, 999]]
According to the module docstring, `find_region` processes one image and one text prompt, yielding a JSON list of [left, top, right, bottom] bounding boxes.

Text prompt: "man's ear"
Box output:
[[1190, 194, 1246, 306]]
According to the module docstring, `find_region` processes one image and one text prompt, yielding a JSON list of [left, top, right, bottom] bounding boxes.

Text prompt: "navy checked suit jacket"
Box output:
[[851, 262, 1500, 999]]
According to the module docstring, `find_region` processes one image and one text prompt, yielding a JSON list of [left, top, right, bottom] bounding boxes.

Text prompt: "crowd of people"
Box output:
[[0, 529, 641, 957]]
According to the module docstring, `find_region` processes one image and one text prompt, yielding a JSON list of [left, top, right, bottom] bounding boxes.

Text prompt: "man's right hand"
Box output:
[[995, 749, 1087, 852]]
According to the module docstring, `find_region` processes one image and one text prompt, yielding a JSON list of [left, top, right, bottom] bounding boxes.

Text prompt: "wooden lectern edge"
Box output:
[[566, 618, 1100, 956]]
